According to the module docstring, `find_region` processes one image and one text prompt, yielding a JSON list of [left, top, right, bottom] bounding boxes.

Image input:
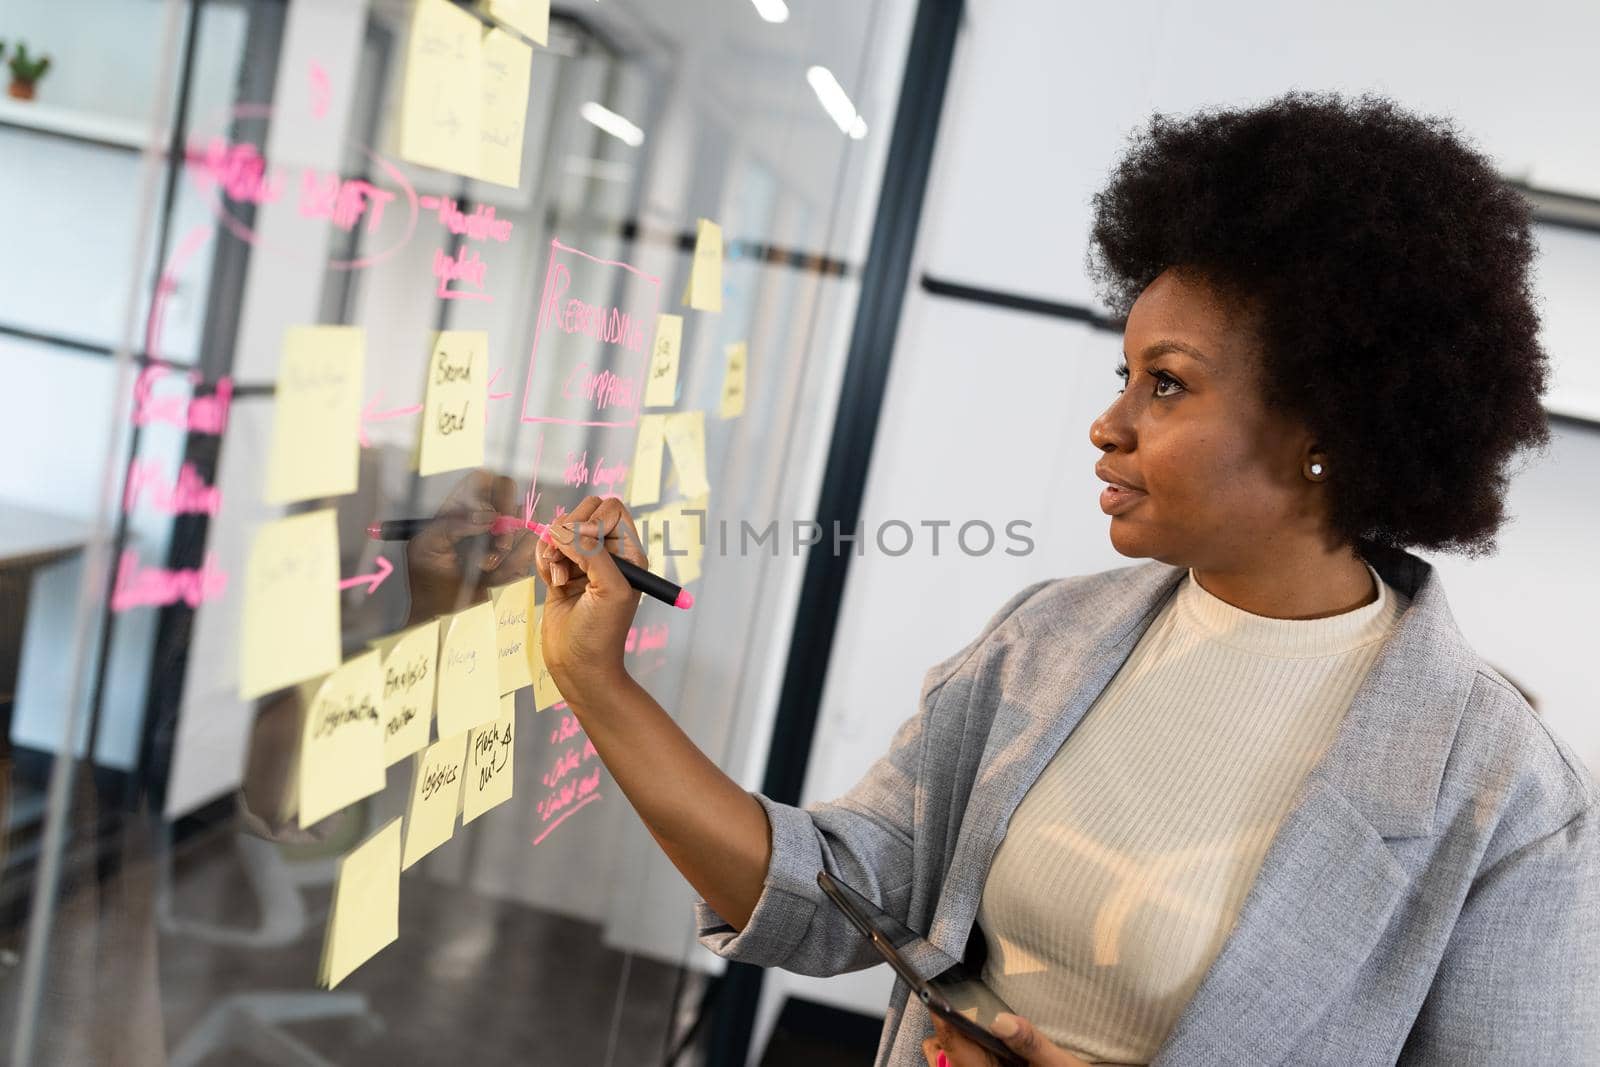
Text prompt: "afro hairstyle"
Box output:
[[1087, 89, 1551, 560]]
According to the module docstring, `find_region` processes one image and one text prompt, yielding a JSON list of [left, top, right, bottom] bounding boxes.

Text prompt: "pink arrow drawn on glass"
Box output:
[[337, 555, 393, 594], [358, 391, 423, 446]]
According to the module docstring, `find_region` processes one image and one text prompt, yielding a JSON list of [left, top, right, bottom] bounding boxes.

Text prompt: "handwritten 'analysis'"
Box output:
[[241, 509, 340, 699], [298, 649, 386, 829], [374, 619, 439, 766]]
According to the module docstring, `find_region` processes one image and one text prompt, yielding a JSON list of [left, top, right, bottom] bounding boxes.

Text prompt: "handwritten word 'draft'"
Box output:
[[298, 650, 386, 829], [418, 330, 488, 476], [493, 577, 534, 694], [436, 601, 500, 736], [663, 410, 711, 498], [399, 0, 482, 179], [463, 694, 515, 824], [643, 313, 683, 408], [402, 732, 467, 869], [241, 509, 340, 699], [479, 30, 532, 189], [374, 619, 439, 766], [320, 817, 401, 989], [720, 341, 747, 419], [627, 413, 668, 507], [265, 325, 364, 504], [684, 219, 723, 312], [488, 0, 549, 45]]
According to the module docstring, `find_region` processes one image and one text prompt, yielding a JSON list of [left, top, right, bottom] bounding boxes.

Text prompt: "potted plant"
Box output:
[[7, 42, 51, 101]]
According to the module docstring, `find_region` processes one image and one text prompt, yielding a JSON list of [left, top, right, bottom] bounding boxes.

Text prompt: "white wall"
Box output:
[[783, 0, 1600, 1030]]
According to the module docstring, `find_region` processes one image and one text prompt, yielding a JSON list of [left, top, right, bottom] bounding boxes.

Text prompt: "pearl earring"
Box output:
[[1310, 462, 1324, 477]]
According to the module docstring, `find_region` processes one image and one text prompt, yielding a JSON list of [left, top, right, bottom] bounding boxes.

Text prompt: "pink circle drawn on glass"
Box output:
[[188, 101, 419, 272]]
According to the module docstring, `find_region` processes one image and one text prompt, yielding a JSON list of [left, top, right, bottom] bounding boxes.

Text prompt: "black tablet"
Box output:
[[816, 870, 1026, 1066]]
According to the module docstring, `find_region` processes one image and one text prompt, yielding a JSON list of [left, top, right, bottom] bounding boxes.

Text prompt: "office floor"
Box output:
[[4, 814, 881, 1066]]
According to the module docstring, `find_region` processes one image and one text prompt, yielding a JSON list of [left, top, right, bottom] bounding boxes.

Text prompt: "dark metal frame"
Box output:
[[702, 1, 966, 1062]]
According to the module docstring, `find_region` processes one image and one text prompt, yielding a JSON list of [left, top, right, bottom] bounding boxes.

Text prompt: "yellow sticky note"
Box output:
[[418, 330, 488, 476], [492, 577, 534, 694], [672, 494, 708, 585], [436, 602, 499, 736], [478, 29, 531, 188], [265, 326, 363, 504], [686, 218, 723, 312], [720, 341, 747, 419], [399, 0, 483, 179], [463, 694, 516, 823], [528, 607, 564, 711], [627, 413, 667, 507], [241, 510, 340, 699], [298, 650, 385, 829], [643, 314, 683, 408], [487, 0, 548, 44], [320, 817, 401, 988], [638, 504, 668, 566], [401, 732, 467, 869], [377, 620, 439, 766], [663, 410, 711, 498]]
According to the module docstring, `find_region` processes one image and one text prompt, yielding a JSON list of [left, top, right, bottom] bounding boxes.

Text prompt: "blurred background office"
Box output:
[[0, 0, 1595, 1064]]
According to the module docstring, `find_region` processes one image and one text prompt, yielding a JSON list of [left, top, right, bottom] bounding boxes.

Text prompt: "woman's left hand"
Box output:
[[922, 1012, 1094, 1067]]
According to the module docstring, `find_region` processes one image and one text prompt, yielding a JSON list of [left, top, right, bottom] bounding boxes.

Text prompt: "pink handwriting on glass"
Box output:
[[300, 171, 395, 233], [520, 240, 661, 429], [533, 714, 604, 845], [561, 450, 629, 495], [132, 365, 233, 433], [184, 103, 419, 272], [420, 196, 514, 242], [111, 549, 228, 612], [119, 368, 234, 612], [124, 459, 221, 516], [624, 623, 669, 655], [433, 246, 491, 302]]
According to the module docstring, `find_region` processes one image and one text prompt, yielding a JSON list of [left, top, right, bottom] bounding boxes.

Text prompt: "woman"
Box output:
[[531, 91, 1599, 1066]]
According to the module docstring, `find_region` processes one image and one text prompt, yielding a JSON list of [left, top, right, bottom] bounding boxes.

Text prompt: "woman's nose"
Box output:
[[1089, 401, 1132, 453]]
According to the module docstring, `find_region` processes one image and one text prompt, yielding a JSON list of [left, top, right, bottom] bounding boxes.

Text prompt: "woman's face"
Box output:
[[1088, 267, 1324, 572]]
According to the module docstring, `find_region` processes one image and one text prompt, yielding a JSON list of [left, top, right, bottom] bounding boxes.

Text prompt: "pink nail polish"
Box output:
[[936, 1052, 949, 1067]]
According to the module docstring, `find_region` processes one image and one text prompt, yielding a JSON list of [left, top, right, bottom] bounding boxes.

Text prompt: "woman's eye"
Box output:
[[1113, 362, 1182, 398]]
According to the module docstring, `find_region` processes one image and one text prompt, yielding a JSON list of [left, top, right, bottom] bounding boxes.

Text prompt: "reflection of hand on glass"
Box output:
[[237, 687, 337, 842], [405, 469, 539, 625]]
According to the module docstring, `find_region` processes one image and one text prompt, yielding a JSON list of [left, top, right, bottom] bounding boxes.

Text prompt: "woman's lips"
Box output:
[[1099, 484, 1147, 515]]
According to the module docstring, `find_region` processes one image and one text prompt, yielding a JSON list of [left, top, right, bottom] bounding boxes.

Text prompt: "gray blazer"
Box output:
[[696, 549, 1600, 1065]]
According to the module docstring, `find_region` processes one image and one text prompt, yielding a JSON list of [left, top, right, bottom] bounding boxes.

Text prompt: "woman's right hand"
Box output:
[[532, 494, 650, 708]]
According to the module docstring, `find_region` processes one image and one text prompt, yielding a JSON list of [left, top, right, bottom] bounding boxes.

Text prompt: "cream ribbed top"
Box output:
[[976, 564, 1408, 1065]]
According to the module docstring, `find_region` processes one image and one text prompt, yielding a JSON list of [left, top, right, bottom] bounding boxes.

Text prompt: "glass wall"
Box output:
[[0, 0, 914, 1061]]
